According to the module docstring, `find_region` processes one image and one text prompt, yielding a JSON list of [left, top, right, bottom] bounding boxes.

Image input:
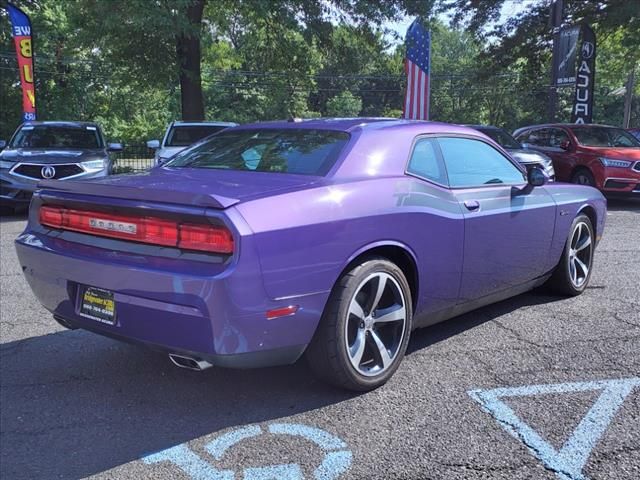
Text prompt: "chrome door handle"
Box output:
[[464, 200, 480, 211]]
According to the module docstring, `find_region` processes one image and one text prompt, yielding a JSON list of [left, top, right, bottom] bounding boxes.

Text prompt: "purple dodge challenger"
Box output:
[[16, 118, 606, 390]]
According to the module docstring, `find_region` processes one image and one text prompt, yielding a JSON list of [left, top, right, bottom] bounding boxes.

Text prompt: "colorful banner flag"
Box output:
[[403, 19, 431, 120], [6, 2, 36, 121]]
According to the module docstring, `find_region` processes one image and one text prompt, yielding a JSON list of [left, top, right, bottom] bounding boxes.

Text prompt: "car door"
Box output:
[[436, 136, 556, 303]]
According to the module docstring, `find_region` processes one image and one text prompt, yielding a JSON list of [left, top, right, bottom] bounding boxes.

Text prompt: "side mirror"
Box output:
[[0, 140, 6, 150], [527, 166, 547, 187], [146, 139, 160, 149], [559, 140, 571, 150], [107, 142, 123, 152]]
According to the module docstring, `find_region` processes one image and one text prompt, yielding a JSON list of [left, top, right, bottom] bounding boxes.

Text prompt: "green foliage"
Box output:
[[0, 0, 637, 143], [326, 91, 363, 116]]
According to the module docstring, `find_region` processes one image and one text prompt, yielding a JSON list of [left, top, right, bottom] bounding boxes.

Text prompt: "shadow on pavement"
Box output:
[[605, 197, 640, 212], [407, 289, 564, 353], [0, 328, 358, 479], [0, 211, 28, 224], [0, 289, 566, 479]]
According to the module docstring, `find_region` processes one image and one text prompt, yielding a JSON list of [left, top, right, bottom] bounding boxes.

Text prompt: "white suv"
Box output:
[[147, 121, 237, 164]]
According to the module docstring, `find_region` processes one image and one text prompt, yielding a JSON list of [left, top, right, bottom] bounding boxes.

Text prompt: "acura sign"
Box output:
[[571, 25, 596, 124], [41, 165, 56, 179]]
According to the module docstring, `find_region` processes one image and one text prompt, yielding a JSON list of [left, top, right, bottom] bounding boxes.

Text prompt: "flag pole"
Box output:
[[426, 28, 431, 121]]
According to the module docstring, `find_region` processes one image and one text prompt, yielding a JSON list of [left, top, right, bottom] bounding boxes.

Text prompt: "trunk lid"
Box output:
[[38, 167, 319, 209]]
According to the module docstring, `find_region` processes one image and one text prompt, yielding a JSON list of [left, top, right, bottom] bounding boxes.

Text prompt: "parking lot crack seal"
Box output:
[[612, 312, 640, 328], [491, 319, 545, 348], [439, 461, 533, 474], [467, 352, 509, 384]]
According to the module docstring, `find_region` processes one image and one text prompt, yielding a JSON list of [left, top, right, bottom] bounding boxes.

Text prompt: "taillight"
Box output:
[[62, 209, 178, 246], [179, 223, 234, 254], [39, 205, 234, 254], [40, 206, 64, 228]]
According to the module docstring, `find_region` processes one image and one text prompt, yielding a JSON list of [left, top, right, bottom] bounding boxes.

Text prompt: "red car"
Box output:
[[513, 124, 640, 195]]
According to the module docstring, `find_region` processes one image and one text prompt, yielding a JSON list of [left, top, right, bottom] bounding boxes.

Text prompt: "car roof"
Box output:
[[463, 124, 501, 130], [231, 117, 480, 136], [171, 121, 238, 127], [515, 123, 621, 131], [21, 121, 100, 128]]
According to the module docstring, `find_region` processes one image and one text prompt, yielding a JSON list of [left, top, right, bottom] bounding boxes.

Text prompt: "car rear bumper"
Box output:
[[51, 312, 307, 368], [15, 231, 326, 368]]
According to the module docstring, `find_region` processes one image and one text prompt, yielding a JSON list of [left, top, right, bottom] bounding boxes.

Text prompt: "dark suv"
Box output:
[[0, 121, 122, 212]]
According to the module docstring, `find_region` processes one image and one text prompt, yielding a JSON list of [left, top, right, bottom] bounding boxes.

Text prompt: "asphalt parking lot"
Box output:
[[1, 199, 639, 480]]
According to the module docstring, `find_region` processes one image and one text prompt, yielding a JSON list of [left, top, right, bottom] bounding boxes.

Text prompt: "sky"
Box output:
[[385, 0, 542, 46]]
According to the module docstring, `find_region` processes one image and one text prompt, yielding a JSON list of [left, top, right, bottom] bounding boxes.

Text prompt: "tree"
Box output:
[[177, 0, 205, 120], [327, 91, 362, 116], [439, 0, 640, 126]]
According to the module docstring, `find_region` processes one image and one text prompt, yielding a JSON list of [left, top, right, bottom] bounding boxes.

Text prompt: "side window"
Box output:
[[407, 138, 447, 185], [547, 128, 569, 148], [519, 128, 549, 147], [438, 137, 525, 187]]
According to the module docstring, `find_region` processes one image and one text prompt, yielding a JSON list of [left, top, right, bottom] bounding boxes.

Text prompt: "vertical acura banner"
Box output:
[[6, 2, 36, 121], [571, 25, 596, 124]]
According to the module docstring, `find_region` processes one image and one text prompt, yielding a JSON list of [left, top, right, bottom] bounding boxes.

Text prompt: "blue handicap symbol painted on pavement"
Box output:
[[143, 422, 352, 480], [469, 377, 640, 480]]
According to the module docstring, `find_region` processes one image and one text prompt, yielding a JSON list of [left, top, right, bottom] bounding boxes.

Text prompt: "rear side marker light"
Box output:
[[39, 205, 233, 254], [266, 305, 299, 320]]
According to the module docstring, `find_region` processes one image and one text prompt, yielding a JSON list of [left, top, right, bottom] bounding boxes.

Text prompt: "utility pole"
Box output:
[[548, 0, 564, 122], [623, 69, 635, 128]]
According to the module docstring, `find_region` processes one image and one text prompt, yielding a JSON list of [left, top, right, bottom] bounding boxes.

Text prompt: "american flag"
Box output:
[[403, 20, 431, 120]]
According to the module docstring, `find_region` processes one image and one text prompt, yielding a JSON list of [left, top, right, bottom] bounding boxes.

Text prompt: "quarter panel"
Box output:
[[544, 183, 607, 265]]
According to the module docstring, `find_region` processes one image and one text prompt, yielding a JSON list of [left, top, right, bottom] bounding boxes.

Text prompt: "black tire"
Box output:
[[306, 257, 413, 391], [546, 213, 595, 296], [0, 205, 15, 216], [571, 169, 596, 187]]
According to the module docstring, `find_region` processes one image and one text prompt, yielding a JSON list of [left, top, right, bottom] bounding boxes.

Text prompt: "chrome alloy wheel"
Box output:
[[568, 221, 593, 288], [344, 272, 407, 377]]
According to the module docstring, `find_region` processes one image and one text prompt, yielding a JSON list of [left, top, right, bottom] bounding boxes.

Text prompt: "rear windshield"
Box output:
[[166, 125, 229, 147], [165, 129, 350, 176], [10, 125, 102, 149], [476, 128, 521, 149], [572, 127, 640, 148]]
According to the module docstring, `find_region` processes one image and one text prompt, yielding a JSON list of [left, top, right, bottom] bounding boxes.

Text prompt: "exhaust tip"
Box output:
[[168, 353, 212, 371], [53, 314, 78, 330]]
